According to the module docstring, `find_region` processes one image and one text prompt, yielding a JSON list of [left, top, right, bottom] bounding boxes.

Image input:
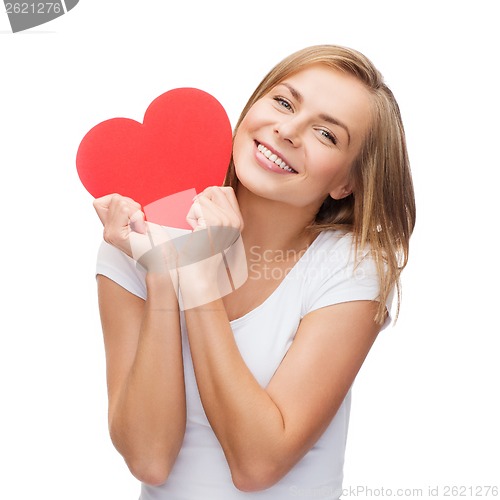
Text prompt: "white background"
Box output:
[[1, 1, 499, 498]]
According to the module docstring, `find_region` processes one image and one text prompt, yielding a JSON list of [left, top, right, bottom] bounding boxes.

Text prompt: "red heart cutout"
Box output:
[[76, 88, 233, 229]]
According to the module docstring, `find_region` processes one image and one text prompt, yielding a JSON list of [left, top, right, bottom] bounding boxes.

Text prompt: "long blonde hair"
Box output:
[[224, 45, 416, 324]]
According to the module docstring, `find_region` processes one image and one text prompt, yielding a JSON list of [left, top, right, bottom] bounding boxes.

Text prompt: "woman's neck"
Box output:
[[236, 184, 320, 254]]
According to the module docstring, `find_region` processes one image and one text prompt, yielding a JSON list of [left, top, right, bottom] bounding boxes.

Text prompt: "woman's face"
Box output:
[[232, 64, 372, 210]]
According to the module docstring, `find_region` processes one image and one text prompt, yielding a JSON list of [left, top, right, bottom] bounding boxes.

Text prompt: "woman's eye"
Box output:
[[319, 129, 338, 145], [273, 97, 293, 111]]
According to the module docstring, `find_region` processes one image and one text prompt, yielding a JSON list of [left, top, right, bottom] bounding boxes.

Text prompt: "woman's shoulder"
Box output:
[[314, 229, 353, 248], [304, 229, 369, 270], [96, 241, 147, 300], [300, 229, 379, 294], [300, 229, 393, 324]]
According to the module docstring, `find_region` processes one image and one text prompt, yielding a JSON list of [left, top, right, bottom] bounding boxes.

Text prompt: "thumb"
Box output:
[[186, 200, 207, 231], [129, 209, 147, 234]]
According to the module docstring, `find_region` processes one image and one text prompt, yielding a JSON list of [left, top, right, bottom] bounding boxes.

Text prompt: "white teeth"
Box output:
[[257, 144, 296, 173]]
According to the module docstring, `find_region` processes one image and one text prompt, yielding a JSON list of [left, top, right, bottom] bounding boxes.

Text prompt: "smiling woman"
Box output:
[[227, 46, 415, 323], [92, 44, 415, 500], [232, 65, 370, 208]]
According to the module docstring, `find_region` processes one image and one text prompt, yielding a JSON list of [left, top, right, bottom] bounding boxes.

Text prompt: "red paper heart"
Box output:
[[76, 88, 233, 228]]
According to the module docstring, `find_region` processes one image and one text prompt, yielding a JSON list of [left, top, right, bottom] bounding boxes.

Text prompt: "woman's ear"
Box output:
[[329, 185, 352, 201]]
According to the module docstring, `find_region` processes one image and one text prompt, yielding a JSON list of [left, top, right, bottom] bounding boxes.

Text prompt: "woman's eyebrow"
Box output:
[[281, 82, 303, 103], [319, 113, 351, 145], [280, 82, 351, 145]]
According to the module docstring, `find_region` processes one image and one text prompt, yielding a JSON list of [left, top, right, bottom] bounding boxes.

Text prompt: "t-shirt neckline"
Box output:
[[229, 231, 326, 325]]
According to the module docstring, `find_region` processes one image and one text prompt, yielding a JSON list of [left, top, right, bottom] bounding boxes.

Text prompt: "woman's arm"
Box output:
[[94, 194, 186, 486], [178, 187, 383, 492], [182, 295, 381, 492], [98, 274, 185, 486]]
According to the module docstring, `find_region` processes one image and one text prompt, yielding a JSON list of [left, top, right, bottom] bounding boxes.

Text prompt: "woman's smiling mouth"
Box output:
[[255, 142, 298, 174]]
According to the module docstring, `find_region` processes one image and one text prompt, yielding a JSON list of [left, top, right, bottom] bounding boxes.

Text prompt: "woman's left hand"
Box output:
[[186, 186, 243, 234], [178, 186, 244, 308]]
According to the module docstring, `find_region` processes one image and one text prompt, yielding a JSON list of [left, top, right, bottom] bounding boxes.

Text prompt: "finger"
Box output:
[[93, 194, 143, 226], [119, 196, 143, 214], [198, 195, 242, 231], [186, 200, 207, 231], [99, 196, 145, 251], [219, 187, 244, 228], [199, 187, 240, 223], [192, 197, 234, 233], [106, 196, 142, 226], [129, 209, 147, 234], [201, 187, 244, 230], [195, 196, 234, 228], [201, 186, 233, 209], [93, 193, 117, 225], [201, 186, 237, 207]]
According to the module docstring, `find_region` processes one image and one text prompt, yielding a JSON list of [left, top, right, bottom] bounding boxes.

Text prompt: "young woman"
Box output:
[[93, 45, 416, 499]]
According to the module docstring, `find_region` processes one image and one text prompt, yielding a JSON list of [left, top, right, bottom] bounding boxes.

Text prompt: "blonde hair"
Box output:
[[224, 45, 416, 324]]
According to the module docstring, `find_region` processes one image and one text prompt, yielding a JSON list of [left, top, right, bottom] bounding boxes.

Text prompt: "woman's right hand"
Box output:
[[93, 193, 147, 258], [93, 194, 177, 277]]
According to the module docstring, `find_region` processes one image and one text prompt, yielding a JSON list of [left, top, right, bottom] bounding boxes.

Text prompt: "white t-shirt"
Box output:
[[96, 230, 392, 500]]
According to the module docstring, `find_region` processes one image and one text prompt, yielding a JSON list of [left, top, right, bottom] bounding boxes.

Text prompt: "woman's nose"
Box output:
[[274, 117, 302, 147]]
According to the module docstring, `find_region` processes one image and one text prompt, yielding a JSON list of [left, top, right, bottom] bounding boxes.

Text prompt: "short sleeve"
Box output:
[[96, 241, 147, 300], [301, 233, 394, 329]]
